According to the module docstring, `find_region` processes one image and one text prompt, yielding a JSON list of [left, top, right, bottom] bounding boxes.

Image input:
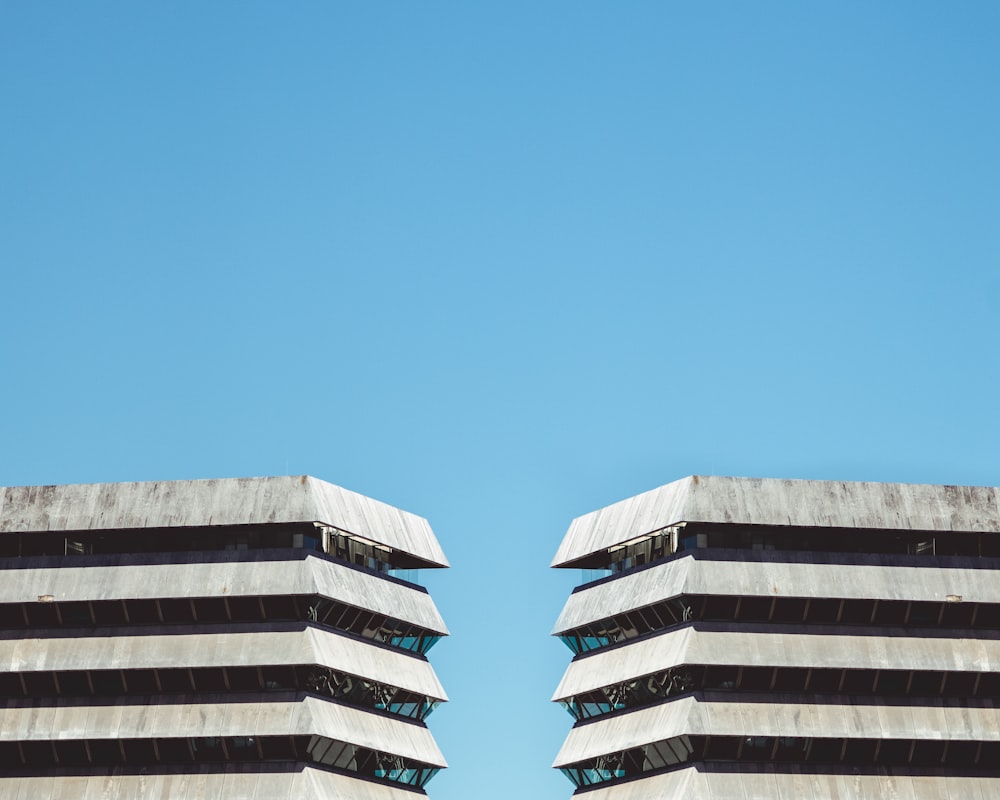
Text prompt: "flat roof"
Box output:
[[552, 475, 1000, 567], [0, 475, 449, 568]]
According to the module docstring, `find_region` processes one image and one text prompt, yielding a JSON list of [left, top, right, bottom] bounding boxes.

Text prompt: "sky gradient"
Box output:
[[2, 3, 1000, 797]]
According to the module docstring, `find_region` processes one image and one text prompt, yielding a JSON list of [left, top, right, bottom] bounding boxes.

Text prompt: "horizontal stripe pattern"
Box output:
[[0, 626, 447, 701], [555, 553, 996, 634], [0, 554, 447, 633]]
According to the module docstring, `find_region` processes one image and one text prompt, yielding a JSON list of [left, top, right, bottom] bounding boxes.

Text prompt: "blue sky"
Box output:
[[2, 3, 999, 797]]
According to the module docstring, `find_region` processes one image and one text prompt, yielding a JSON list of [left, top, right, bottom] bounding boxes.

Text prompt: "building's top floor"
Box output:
[[552, 475, 1000, 569], [0, 475, 449, 569]]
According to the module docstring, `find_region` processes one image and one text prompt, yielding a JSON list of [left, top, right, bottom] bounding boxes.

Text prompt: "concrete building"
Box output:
[[550, 476, 1000, 799], [0, 475, 450, 799]]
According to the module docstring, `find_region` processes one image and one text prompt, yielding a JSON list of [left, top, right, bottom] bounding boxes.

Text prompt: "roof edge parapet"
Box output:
[[0, 475, 449, 568], [551, 475, 1000, 568]]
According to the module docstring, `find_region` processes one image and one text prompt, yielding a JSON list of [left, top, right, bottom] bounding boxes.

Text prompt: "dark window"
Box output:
[[228, 667, 262, 692], [840, 599, 874, 625], [771, 598, 807, 623], [261, 666, 295, 691], [0, 604, 25, 629], [909, 671, 944, 696], [944, 672, 979, 696], [773, 668, 809, 693], [21, 741, 53, 766], [977, 741, 1000, 765], [126, 670, 158, 694], [873, 601, 907, 626], [92, 601, 127, 626], [982, 536, 1000, 557], [91, 671, 125, 696], [191, 737, 225, 761], [701, 596, 738, 621], [908, 602, 939, 626], [190, 668, 227, 693], [737, 597, 771, 621], [126, 599, 160, 624], [23, 672, 56, 696], [260, 736, 298, 760], [844, 739, 877, 764], [335, 606, 363, 632], [59, 601, 93, 626], [842, 670, 875, 694], [703, 736, 740, 760], [947, 741, 979, 767], [937, 533, 978, 556], [89, 739, 124, 764], [56, 671, 91, 696], [157, 598, 195, 624], [875, 670, 908, 695], [227, 736, 258, 761], [157, 738, 192, 762], [158, 669, 193, 694], [25, 603, 59, 628], [632, 608, 661, 634], [193, 597, 228, 623], [739, 667, 772, 691], [807, 599, 841, 624], [0, 742, 21, 766], [975, 604, 1000, 630], [976, 672, 1000, 698], [774, 737, 807, 760], [227, 597, 262, 623], [911, 739, 944, 766], [940, 602, 976, 628], [262, 596, 298, 621], [663, 598, 690, 624], [807, 668, 841, 694], [0, 673, 24, 698], [877, 739, 911, 764], [54, 740, 89, 766], [742, 736, 774, 761], [704, 666, 740, 690]]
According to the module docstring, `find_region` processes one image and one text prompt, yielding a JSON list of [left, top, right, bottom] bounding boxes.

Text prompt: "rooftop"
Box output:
[[552, 476, 1000, 568], [0, 475, 449, 568]]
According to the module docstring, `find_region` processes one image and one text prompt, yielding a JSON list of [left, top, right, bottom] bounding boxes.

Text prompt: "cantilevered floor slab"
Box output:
[[0, 695, 445, 767], [554, 694, 1000, 767], [0, 475, 449, 568], [552, 475, 1000, 567], [0, 626, 447, 701], [0, 554, 448, 634], [554, 552, 1000, 633], [553, 626, 1000, 701], [568, 765, 1000, 800], [0, 764, 426, 800]]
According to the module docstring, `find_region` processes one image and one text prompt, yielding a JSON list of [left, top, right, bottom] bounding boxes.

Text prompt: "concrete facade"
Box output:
[[551, 476, 1000, 798], [0, 476, 449, 798]]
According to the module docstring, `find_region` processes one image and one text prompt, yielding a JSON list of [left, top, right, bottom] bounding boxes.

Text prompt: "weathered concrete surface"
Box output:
[[0, 766, 424, 800], [0, 476, 449, 567], [572, 765, 1000, 800], [553, 476, 1000, 567], [0, 475, 452, 797], [554, 695, 1000, 766], [551, 477, 1000, 798], [0, 695, 445, 766], [0, 626, 447, 701], [553, 626, 1000, 701], [554, 552, 996, 633], [0, 554, 448, 633]]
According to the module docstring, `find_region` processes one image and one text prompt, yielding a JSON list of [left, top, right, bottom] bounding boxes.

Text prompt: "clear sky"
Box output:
[[2, 3, 999, 798]]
